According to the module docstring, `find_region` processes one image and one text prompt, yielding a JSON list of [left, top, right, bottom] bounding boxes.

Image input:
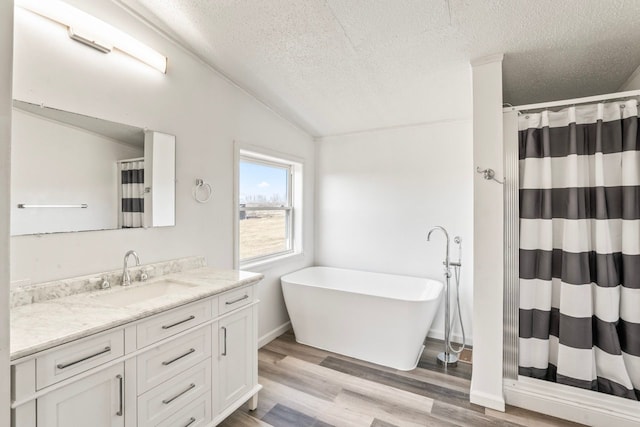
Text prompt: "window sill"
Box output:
[[239, 251, 305, 272]]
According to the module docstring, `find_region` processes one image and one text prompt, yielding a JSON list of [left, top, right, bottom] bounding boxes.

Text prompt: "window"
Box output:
[[237, 149, 301, 265]]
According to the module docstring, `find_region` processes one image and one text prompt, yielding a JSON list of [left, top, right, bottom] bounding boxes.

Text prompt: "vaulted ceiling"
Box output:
[[120, 0, 640, 137]]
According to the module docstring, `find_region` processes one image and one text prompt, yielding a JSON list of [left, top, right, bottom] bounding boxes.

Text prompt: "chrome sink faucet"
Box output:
[[122, 250, 140, 286]]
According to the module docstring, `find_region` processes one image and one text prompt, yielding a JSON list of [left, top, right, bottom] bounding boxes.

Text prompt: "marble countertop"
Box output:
[[10, 267, 263, 361]]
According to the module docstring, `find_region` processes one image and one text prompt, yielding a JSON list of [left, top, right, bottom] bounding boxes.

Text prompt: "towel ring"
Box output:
[[193, 179, 212, 203]]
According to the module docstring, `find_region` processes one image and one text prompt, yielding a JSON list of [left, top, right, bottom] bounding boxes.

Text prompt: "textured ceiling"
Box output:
[[120, 0, 640, 137]]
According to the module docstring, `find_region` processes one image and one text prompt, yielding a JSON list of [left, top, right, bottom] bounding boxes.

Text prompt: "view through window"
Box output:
[[239, 156, 292, 262]]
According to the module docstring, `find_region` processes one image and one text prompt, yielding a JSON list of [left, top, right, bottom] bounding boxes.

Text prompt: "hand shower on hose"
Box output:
[[427, 226, 466, 367]]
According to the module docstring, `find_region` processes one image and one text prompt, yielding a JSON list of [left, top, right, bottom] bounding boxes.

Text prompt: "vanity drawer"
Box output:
[[137, 325, 211, 394], [156, 391, 211, 427], [137, 359, 211, 427], [219, 286, 253, 315], [137, 299, 211, 349], [36, 329, 124, 390]]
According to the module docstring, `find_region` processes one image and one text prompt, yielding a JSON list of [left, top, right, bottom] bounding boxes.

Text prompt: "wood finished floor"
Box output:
[[219, 331, 584, 427]]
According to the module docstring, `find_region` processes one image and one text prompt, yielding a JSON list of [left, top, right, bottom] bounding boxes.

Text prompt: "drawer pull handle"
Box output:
[[184, 417, 197, 427], [225, 294, 249, 305], [116, 374, 124, 416], [221, 326, 227, 356], [161, 315, 196, 330], [162, 383, 196, 404], [56, 346, 111, 369], [162, 348, 196, 366]]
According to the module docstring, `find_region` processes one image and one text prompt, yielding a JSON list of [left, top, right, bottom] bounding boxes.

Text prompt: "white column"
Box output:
[[0, 1, 14, 426], [470, 54, 505, 411]]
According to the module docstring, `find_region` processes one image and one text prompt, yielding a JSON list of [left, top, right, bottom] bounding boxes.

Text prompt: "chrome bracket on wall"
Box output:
[[476, 167, 505, 184]]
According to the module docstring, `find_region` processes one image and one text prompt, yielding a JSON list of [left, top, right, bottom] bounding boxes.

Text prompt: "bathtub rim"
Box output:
[[281, 265, 444, 303]]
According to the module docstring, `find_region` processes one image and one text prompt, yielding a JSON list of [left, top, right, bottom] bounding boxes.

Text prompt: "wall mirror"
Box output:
[[11, 100, 176, 236]]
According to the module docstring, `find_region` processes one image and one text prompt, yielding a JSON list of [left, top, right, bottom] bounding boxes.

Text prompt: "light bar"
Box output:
[[16, 0, 167, 73], [67, 27, 112, 54], [18, 204, 88, 209]]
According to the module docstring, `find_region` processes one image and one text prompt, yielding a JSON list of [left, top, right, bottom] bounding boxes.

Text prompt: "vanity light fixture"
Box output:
[[16, 0, 168, 73], [67, 27, 113, 54]]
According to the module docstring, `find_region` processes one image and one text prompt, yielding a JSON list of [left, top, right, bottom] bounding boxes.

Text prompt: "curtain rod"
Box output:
[[116, 157, 144, 164], [503, 89, 640, 114]]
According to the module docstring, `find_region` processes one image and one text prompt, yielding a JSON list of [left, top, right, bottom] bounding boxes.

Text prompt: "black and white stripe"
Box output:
[[120, 160, 144, 228], [519, 100, 640, 400]]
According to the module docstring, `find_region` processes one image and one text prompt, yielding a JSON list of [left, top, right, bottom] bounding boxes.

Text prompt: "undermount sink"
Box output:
[[92, 280, 198, 307]]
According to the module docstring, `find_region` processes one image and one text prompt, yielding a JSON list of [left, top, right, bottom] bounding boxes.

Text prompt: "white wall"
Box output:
[[11, 109, 143, 235], [10, 1, 315, 341], [469, 55, 505, 411], [0, 2, 13, 425], [619, 64, 640, 91], [315, 120, 474, 345]]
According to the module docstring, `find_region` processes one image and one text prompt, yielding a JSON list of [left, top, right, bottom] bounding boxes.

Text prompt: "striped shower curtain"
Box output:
[[120, 160, 144, 228], [518, 99, 640, 400]]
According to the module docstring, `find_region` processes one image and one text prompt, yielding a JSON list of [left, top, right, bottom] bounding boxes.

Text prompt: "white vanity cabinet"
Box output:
[[37, 363, 125, 427], [217, 308, 254, 412], [11, 283, 260, 427]]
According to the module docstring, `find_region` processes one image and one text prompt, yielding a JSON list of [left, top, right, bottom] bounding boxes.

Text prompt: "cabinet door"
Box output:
[[218, 307, 254, 410], [37, 363, 125, 427]]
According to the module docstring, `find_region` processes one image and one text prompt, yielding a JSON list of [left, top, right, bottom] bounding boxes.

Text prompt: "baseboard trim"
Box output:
[[504, 377, 640, 426], [469, 389, 505, 411], [258, 321, 291, 348], [427, 330, 473, 347]]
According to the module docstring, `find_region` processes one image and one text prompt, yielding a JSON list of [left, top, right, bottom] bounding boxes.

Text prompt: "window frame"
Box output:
[[234, 144, 303, 269]]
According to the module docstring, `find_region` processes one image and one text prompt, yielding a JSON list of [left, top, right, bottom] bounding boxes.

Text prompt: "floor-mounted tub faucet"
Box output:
[[122, 250, 140, 286], [427, 225, 465, 367], [427, 226, 450, 278]]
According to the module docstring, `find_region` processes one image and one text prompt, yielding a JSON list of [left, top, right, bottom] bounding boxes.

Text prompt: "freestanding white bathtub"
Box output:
[[281, 266, 443, 371]]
